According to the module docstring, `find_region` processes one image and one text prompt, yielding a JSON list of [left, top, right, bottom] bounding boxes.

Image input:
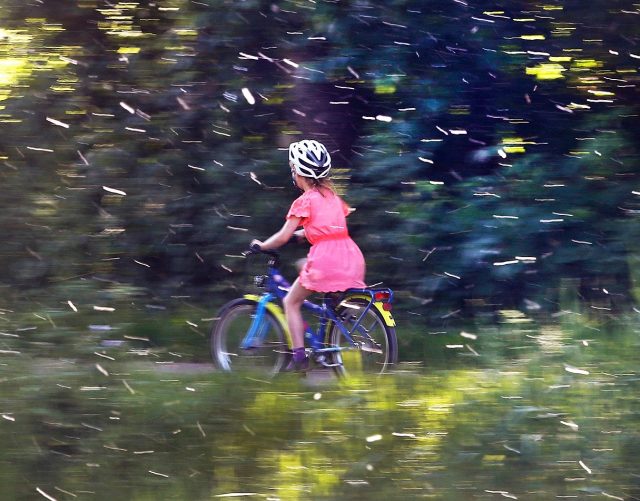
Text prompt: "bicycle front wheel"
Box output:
[[210, 298, 289, 374], [327, 297, 398, 376]]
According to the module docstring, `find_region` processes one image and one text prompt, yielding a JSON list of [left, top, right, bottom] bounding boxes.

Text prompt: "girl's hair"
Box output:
[[309, 176, 336, 195]]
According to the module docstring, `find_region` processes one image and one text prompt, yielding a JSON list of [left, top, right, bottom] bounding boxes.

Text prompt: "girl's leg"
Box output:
[[295, 258, 307, 273], [283, 278, 313, 352]]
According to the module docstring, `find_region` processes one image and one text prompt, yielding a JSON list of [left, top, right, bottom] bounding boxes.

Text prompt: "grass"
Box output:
[[1, 317, 639, 500]]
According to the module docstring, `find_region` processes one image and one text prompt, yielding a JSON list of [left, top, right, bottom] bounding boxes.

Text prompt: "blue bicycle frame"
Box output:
[[240, 255, 393, 355]]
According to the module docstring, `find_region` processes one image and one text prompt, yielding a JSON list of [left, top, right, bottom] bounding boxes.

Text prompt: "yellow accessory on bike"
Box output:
[[340, 294, 396, 327], [243, 294, 294, 348]]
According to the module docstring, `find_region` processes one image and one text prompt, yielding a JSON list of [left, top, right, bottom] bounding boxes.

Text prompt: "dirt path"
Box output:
[[155, 362, 336, 383]]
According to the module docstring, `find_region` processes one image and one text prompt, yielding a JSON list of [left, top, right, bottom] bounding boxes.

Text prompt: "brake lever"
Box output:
[[242, 245, 260, 257]]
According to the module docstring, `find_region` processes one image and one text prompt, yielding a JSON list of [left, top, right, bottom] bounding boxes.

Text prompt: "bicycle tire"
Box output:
[[326, 296, 398, 376], [210, 298, 290, 374]]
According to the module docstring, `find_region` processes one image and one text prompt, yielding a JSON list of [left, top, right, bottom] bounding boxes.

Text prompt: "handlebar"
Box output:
[[243, 244, 281, 266]]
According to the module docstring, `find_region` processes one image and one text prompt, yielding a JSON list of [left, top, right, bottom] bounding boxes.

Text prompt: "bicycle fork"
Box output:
[[240, 293, 273, 350]]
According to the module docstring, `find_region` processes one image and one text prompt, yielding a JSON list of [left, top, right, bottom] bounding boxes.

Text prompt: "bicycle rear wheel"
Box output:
[[327, 297, 398, 376], [210, 298, 289, 374]]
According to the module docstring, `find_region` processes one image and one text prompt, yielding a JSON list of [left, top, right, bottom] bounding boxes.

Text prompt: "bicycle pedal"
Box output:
[[319, 361, 341, 368], [313, 354, 340, 369]]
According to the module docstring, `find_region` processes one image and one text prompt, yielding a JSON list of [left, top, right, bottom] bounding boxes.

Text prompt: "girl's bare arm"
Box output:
[[251, 217, 301, 250]]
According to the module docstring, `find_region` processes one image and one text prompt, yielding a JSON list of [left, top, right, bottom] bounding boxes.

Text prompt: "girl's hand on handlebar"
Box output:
[[250, 239, 264, 251], [246, 240, 279, 260]]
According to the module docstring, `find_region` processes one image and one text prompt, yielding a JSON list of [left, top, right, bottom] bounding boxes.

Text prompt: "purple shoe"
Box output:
[[283, 355, 310, 373]]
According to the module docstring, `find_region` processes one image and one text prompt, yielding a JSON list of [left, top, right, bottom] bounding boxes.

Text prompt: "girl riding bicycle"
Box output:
[[250, 140, 366, 370]]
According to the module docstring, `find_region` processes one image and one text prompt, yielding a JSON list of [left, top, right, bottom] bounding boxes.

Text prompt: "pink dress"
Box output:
[[286, 188, 366, 293]]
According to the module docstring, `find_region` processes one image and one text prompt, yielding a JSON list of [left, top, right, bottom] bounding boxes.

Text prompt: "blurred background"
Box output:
[[1, 1, 639, 499], [1, 0, 639, 345]]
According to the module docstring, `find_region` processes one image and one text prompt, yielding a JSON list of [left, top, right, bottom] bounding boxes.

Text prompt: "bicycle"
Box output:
[[209, 246, 398, 376]]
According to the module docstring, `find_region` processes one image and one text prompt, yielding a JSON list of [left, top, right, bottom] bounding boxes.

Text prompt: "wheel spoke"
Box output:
[[328, 298, 397, 376]]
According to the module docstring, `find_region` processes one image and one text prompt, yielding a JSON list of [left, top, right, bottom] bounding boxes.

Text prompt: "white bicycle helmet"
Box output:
[[289, 140, 331, 179]]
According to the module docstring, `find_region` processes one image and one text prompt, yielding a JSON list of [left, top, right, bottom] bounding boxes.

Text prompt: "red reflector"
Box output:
[[382, 303, 392, 311], [374, 291, 390, 301]]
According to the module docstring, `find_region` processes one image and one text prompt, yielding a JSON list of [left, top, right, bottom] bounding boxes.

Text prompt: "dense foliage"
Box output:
[[0, 0, 639, 335]]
